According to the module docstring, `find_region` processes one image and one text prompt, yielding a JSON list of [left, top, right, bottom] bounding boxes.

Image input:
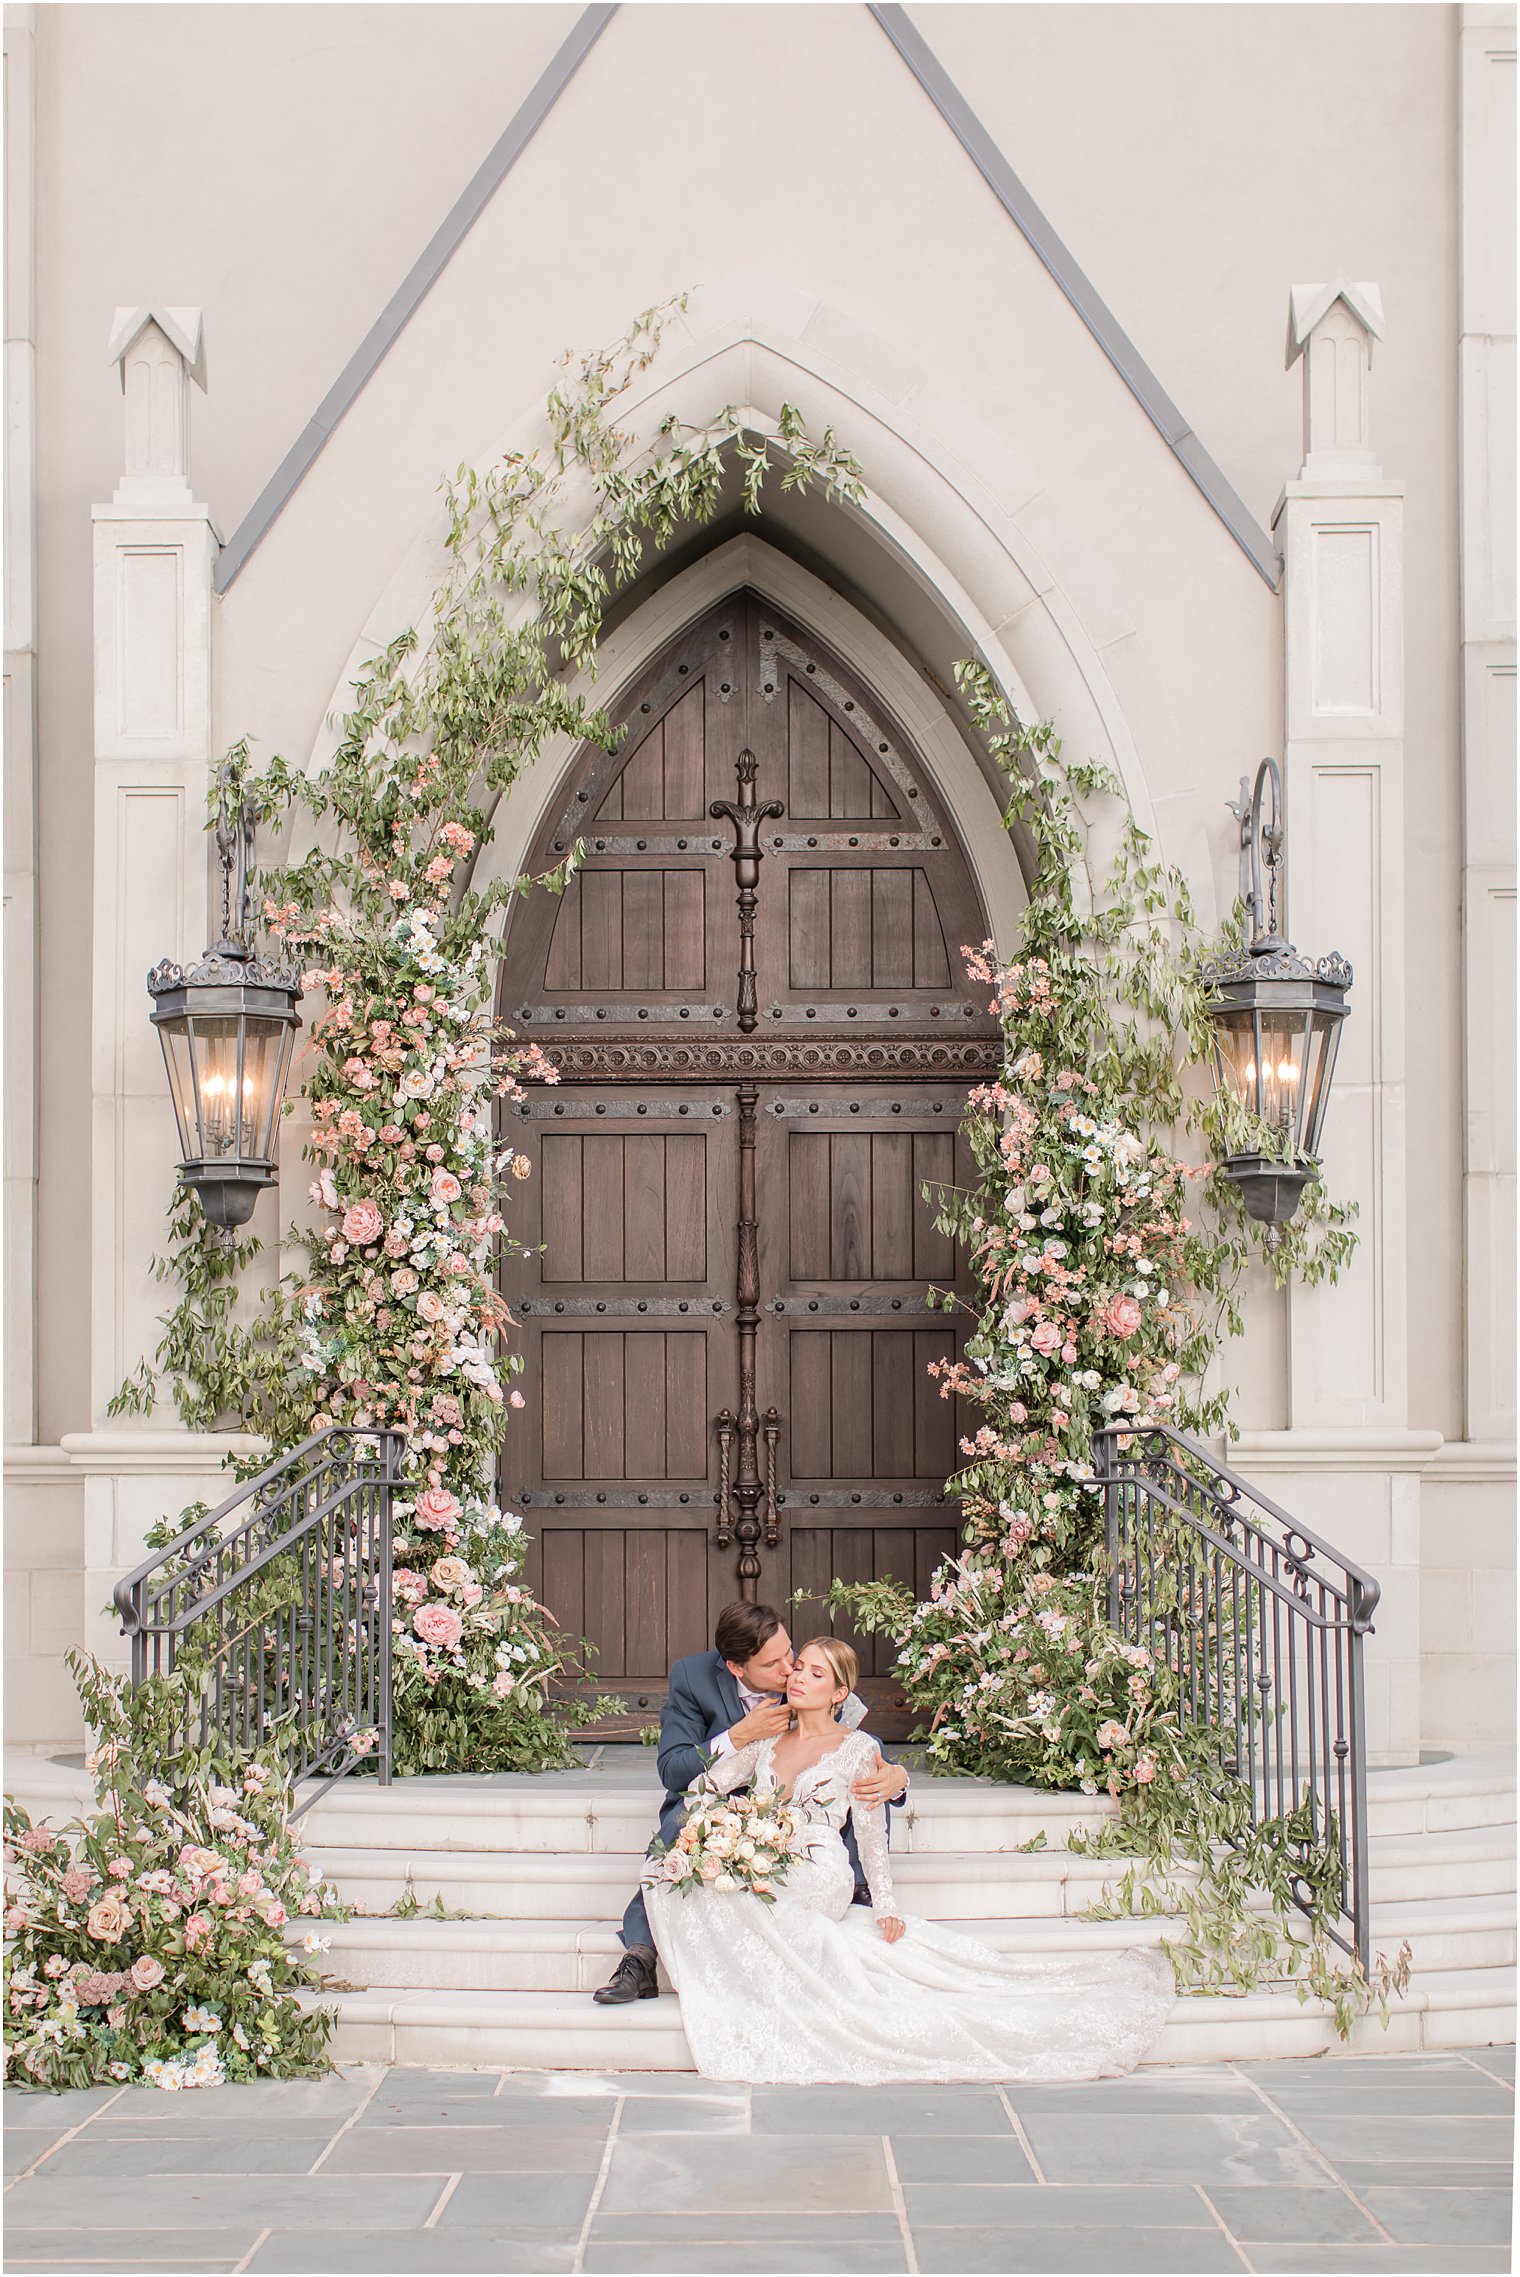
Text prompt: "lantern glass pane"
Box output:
[[155, 1018, 199, 1160], [1300, 1009, 1345, 1158], [236, 1018, 284, 1162], [1254, 1007, 1312, 1144], [1209, 1009, 1263, 1117], [186, 1016, 244, 1159]]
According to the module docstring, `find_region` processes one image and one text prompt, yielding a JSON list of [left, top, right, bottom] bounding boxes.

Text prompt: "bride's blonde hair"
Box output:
[[798, 1635, 858, 1710]]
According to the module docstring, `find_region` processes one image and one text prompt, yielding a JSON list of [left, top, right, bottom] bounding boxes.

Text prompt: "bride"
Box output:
[[640, 1635, 1175, 2085]]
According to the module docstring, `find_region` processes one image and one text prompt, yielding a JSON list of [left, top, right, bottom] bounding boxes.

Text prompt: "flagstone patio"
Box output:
[[2, 2045, 1512, 2274]]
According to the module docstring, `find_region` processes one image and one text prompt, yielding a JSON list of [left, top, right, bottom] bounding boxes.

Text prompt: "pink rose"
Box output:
[[1133, 1753, 1157, 1784], [430, 1168, 463, 1206], [414, 1603, 465, 1650], [128, 1954, 165, 1992], [342, 1199, 385, 1247], [257, 1898, 287, 1928], [414, 1486, 461, 1533], [1100, 1294, 1144, 1340], [416, 1290, 446, 1323], [1030, 1319, 1061, 1356]]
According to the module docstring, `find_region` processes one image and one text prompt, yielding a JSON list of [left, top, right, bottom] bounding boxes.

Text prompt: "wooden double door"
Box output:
[[497, 593, 998, 1733]]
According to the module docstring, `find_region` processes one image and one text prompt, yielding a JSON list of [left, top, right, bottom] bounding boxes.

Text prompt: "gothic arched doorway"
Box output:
[[497, 591, 998, 1734]]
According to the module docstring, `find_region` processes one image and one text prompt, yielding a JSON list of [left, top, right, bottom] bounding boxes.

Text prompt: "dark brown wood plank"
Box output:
[[581, 1332, 626, 1479], [579, 869, 624, 992], [872, 1332, 915, 1478], [870, 870, 915, 988], [829, 869, 872, 989], [580, 1135, 625, 1282], [664, 1135, 707, 1282], [662, 870, 706, 991], [540, 1332, 584, 1479], [788, 1132, 832, 1280], [911, 869, 952, 988], [788, 869, 831, 990], [583, 1528, 624, 1677], [787, 681, 831, 815], [829, 1132, 872, 1280], [542, 892, 582, 990], [539, 1135, 583, 1284], [624, 1531, 665, 1676], [787, 1527, 830, 1650], [914, 1326, 956, 1479], [829, 721, 873, 818], [621, 721, 665, 821], [663, 685, 706, 816], [914, 1132, 957, 1281], [663, 1332, 709, 1478], [828, 1525, 875, 1667], [622, 1134, 666, 1282], [830, 1332, 874, 1480], [870, 1133, 914, 1278], [666, 1527, 708, 1666], [621, 868, 665, 993], [788, 1332, 832, 1477], [623, 1331, 668, 1479], [540, 1529, 585, 1651]]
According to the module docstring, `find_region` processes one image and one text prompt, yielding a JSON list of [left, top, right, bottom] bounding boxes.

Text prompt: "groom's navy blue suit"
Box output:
[[618, 1648, 904, 1953]]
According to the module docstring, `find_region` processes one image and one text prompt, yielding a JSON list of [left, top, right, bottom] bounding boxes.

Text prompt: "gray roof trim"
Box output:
[[215, 4, 618, 593], [869, 2, 1282, 591]]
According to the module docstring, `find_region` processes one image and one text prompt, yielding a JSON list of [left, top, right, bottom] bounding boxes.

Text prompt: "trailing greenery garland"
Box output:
[[111, 303, 865, 1777], [830, 683, 1407, 2030]]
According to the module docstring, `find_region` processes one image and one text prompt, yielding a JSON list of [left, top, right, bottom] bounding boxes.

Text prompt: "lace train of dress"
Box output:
[[641, 1729, 1175, 2086]]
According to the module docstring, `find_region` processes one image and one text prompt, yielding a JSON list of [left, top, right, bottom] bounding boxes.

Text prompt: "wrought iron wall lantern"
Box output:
[[147, 769, 302, 1237], [1200, 757, 1351, 1244]]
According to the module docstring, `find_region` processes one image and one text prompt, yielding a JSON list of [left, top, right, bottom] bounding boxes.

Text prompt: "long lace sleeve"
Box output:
[[690, 1737, 764, 1799], [848, 1735, 897, 1918]]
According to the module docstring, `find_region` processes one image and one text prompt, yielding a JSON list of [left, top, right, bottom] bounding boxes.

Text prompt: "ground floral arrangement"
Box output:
[[110, 301, 864, 1777], [4, 1656, 337, 2092]]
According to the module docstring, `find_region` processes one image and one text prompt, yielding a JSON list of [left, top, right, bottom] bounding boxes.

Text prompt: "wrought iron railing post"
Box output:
[[114, 1424, 404, 1802], [1347, 1573, 1380, 1975], [1097, 1426, 1121, 1630]]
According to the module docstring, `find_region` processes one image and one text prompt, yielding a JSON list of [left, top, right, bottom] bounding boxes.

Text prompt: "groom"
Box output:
[[593, 1599, 910, 2004]]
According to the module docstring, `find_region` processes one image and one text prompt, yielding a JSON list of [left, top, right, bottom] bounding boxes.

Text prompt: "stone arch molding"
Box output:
[[303, 282, 1208, 935]]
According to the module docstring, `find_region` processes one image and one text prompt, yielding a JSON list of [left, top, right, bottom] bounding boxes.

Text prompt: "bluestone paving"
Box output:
[[911, 2227, 1248, 2272], [2, 2047, 1512, 2275], [1358, 2186, 1515, 2247], [1203, 2185, 1383, 2242]]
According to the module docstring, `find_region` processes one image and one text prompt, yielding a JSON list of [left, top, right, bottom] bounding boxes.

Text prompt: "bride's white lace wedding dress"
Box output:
[[641, 1728, 1175, 2085]]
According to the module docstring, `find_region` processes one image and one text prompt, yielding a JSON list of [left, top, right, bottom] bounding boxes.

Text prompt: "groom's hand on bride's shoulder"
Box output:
[[730, 1697, 791, 1746], [851, 1756, 910, 1808]]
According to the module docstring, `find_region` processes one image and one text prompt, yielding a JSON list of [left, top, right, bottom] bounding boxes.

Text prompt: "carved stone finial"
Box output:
[[1287, 281, 1386, 479], [107, 305, 206, 503]]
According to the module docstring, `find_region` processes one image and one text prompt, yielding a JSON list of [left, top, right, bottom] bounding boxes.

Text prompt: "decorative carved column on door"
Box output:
[[710, 748, 784, 1594]]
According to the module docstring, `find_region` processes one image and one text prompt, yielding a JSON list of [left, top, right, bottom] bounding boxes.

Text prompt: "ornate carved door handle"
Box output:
[[762, 1408, 781, 1548], [710, 749, 784, 1034]]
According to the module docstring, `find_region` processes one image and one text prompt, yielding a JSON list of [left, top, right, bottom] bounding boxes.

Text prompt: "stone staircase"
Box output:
[[8, 1745, 1513, 2070]]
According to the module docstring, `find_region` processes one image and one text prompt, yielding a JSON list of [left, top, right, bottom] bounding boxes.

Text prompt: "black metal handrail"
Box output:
[[114, 1425, 402, 1805], [1094, 1421, 1381, 1970]]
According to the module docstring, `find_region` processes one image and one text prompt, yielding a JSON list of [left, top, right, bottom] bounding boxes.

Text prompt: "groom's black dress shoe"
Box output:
[[593, 1946, 660, 2004]]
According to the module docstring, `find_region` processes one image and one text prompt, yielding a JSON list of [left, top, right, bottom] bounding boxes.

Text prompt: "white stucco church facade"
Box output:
[[4, 1, 1515, 1797]]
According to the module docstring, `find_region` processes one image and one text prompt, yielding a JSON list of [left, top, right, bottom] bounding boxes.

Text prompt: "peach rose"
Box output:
[[430, 1556, 470, 1591], [128, 1954, 165, 1992], [414, 1603, 464, 1650], [85, 1892, 128, 1943], [1030, 1318, 1061, 1356], [430, 1168, 462, 1206], [414, 1486, 461, 1532], [416, 1290, 446, 1324], [1099, 1293, 1144, 1340], [342, 1199, 384, 1247]]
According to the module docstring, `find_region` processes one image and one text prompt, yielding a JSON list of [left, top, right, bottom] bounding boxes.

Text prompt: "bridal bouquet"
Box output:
[[645, 1781, 802, 1905]]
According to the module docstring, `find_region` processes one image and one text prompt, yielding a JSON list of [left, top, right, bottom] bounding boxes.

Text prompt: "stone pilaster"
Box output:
[[1245, 282, 1426, 1763]]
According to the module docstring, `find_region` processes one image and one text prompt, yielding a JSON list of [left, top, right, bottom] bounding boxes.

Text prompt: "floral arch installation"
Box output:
[[496, 589, 999, 1732]]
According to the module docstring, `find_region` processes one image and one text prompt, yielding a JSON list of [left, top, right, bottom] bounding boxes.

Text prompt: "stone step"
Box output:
[[307, 1821, 1516, 1917], [308, 1963, 1517, 2072], [284, 1751, 1517, 1856], [304, 1891, 1516, 1994]]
